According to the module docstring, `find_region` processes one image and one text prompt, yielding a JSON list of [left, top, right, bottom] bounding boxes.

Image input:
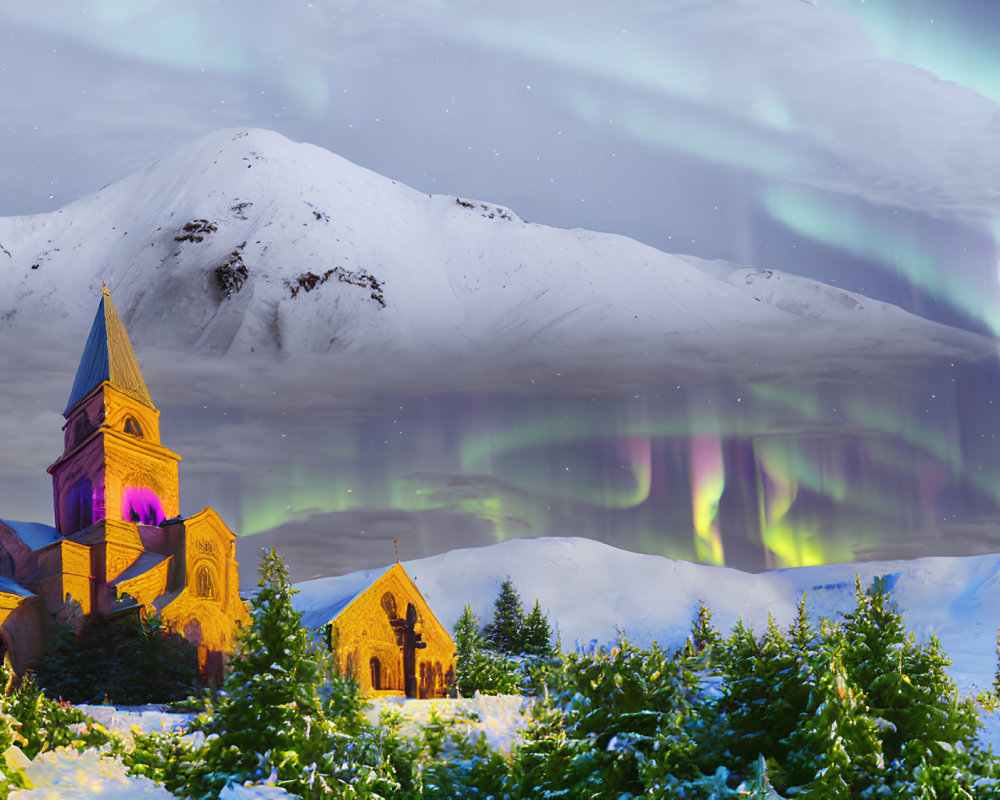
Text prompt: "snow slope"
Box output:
[[0, 128, 987, 383], [294, 536, 1000, 695]]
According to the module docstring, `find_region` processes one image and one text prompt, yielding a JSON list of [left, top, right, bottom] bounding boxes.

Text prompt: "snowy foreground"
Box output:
[[15, 536, 1000, 796], [8, 698, 528, 799], [12, 699, 1000, 798]]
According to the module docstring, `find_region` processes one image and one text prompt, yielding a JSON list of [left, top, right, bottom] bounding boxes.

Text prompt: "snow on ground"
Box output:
[[369, 694, 531, 753], [8, 698, 530, 797], [8, 707, 301, 799], [76, 704, 192, 738], [9, 747, 173, 799]]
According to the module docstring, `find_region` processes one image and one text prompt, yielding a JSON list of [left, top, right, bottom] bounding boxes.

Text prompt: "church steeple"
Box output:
[[48, 288, 180, 537], [64, 283, 153, 416]]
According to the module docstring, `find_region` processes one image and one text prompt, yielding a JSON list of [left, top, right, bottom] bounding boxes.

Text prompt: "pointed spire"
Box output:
[[64, 288, 154, 415]]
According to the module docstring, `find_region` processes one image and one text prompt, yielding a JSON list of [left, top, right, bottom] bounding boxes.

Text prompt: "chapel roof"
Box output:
[[0, 576, 34, 599], [64, 285, 154, 415], [0, 519, 61, 551], [294, 564, 394, 631], [110, 552, 169, 585]]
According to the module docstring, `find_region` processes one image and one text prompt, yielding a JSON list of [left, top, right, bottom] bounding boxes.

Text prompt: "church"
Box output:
[[298, 561, 455, 698], [0, 286, 248, 676]]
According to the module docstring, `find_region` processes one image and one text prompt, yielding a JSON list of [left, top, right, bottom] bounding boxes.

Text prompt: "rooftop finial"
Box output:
[[393, 538, 399, 562], [101, 281, 109, 296]]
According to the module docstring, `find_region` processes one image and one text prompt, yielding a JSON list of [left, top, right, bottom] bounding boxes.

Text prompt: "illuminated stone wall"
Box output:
[[102, 520, 146, 584], [157, 509, 249, 667], [115, 557, 171, 607], [0, 594, 43, 675], [50, 384, 179, 537], [330, 563, 454, 698], [31, 539, 92, 613]]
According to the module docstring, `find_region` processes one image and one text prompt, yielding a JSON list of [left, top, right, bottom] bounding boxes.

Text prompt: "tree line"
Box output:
[[0, 554, 997, 798]]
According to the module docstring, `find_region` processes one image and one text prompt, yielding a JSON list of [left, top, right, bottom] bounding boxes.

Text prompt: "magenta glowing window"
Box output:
[[120, 486, 165, 526]]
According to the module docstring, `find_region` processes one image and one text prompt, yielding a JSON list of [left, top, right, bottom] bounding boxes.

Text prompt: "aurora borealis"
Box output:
[[131, 346, 999, 584], [4, 1, 1000, 581]]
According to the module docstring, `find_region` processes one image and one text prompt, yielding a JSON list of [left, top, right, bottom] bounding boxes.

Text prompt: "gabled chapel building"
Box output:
[[0, 286, 248, 675], [298, 561, 455, 698]]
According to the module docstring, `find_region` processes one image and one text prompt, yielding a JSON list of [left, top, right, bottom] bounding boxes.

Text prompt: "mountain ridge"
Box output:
[[0, 128, 989, 384]]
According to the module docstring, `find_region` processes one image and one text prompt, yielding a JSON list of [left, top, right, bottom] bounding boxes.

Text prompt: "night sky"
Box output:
[[3, 0, 1000, 582]]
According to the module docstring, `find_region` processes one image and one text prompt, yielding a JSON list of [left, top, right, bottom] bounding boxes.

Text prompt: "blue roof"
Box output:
[[0, 576, 33, 599], [64, 289, 154, 415], [293, 564, 393, 631], [0, 519, 61, 551]]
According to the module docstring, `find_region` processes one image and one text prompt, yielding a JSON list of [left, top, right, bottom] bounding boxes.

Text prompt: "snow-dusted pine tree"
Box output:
[[183, 548, 392, 799], [522, 600, 553, 657], [483, 577, 525, 655]]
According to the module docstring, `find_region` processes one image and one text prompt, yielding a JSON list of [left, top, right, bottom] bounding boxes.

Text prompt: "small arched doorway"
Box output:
[[369, 656, 381, 691]]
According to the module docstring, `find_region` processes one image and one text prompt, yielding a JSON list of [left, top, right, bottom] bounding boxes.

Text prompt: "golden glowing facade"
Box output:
[[0, 286, 248, 675], [304, 562, 455, 698]]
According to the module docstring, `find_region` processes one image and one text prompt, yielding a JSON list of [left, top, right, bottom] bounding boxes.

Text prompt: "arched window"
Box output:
[[123, 416, 143, 438], [71, 415, 93, 446], [380, 592, 397, 620], [65, 477, 94, 533], [370, 656, 381, 690], [196, 565, 216, 599], [120, 486, 164, 526]]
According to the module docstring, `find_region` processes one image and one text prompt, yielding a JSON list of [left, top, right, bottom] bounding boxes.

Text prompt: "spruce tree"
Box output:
[[840, 575, 979, 774], [453, 604, 485, 658], [186, 548, 350, 798], [38, 609, 200, 705], [687, 604, 721, 657], [453, 605, 486, 696], [522, 600, 553, 657], [782, 618, 887, 797], [484, 577, 525, 655]]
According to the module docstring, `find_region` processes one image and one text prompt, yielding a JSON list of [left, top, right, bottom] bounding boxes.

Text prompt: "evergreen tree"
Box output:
[[453, 604, 484, 658], [452, 604, 525, 696], [483, 577, 525, 655], [38, 608, 200, 705], [522, 600, 553, 657], [183, 548, 374, 799], [687, 603, 721, 659], [782, 619, 887, 798], [513, 636, 705, 797], [713, 617, 805, 771], [453, 605, 486, 696], [840, 575, 980, 780]]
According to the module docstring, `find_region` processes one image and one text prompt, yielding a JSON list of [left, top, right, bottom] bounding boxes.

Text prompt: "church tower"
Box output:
[[47, 285, 181, 536], [0, 285, 246, 675]]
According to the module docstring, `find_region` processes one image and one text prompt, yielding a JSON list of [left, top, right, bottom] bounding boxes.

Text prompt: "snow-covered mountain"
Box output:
[[293, 536, 1000, 695], [0, 128, 988, 383]]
